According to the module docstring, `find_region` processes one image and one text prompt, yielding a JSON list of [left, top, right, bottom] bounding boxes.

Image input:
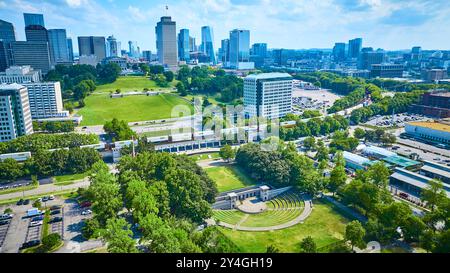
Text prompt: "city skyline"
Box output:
[[0, 0, 449, 54]]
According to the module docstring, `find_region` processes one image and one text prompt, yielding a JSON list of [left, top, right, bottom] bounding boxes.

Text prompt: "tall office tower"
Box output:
[[189, 36, 196, 52], [142, 50, 152, 62], [178, 29, 190, 62], [155, 16, 178, 69], [219, 39, 230, 64], [22, 82, 66, 119], [107, 35, 118, 57], [0, 19, 17, 72], [357, 48, 385, 70], [128, 41, 138, 58], [77, 36, 106, 62], [24, 13, 45, 28], [333, 42, 346, 62], [48, 29, 70, 63], [67, 38, 74, 61], [0, 66, 41, 84], [250, 43, 267, 68], [0, 83, 34, 142], [229, 29, 254, 70], [201, 26, 216, 64], [117, 42, 122, 57], [411, 46, 422, 61], [10, 42, 52, 74], [25, 25, 54, 65], [348, 38, 362, 59], [244, 73, 293, 119]]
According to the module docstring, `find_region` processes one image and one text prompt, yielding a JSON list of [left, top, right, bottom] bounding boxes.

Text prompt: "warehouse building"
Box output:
[[405, 121, 450, 145], [420, 160, 450, 185], [342, 151, 372, 170], [390, 167, 450, 198]]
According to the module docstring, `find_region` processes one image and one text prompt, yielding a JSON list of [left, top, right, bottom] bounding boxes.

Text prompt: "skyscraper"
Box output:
[[333, 42, 346, 62], [348, 38, 362, 59], [24, 13, 45, 28], [78, 36, 106, 62], [25, 25, 54, 64], [0, 19, 16, 72], [128, 41, 138, 58], [219, 39, 230, 64], [178, 29, 190, 62], [155, 16, 178, 69], [107, 35, 118, 57], [0, 83, 33, 141], [250, 43, 267, 68], [67, 38, 74, 61], [357, 48, 385, 70], [228, 29, 253, 69], [48, 29, 70, 63], [201, 26, 216, 64], [11, 41, 52, 74], [189, 36, 196, 52]]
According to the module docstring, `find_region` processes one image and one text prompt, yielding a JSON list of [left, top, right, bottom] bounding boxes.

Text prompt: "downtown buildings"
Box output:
[[227, 29, 254, 70], [78, 36, 106, 65], [201, 26, 216, 65], [155, 16, 178, 70]]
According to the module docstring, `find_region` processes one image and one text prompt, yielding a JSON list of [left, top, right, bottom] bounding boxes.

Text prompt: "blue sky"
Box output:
[[1, 0, 449, 53]]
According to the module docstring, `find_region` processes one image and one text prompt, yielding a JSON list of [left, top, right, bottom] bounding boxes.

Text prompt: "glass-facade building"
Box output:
[[229, 29, 253, 69], [178, 29, 190, 62], [201, 26, 216, 64], [0, 19, 16, 72], [24, 13, 45, 28], [348, 38, 362, 59], [155, 16, 178, 69], [48, 29, 70, 63]]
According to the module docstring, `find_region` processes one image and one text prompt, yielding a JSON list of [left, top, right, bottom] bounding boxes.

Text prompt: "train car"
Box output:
[[170, 132, 193, 142], [0, 151, 32, 162], [147, 135, 169, 143]]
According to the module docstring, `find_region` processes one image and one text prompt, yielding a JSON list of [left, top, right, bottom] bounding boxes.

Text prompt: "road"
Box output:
[[0, 179, 89, 201]]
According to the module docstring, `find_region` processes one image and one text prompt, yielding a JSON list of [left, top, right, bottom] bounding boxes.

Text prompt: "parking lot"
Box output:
[[364, 113, 432, 128], [0, 218, 11, 249]]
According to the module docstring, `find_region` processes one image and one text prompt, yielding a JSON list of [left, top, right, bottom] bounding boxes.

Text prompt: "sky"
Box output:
[[1, 0, 449, 54]]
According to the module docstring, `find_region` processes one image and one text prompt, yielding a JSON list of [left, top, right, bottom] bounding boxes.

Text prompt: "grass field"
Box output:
[[95, 76, 175, 93], [78, 93, 193, 126], [205, 165, 255, 192], [190, 152, 220, 161], [220, 200, 353, 253], [54, 172, 89, 184]]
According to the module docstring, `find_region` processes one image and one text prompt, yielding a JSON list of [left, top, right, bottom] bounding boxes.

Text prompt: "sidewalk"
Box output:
[[321, 194, 368, 223]]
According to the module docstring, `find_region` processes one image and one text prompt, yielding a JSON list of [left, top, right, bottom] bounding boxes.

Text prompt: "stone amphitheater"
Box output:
[[213, 191, 313, 231]]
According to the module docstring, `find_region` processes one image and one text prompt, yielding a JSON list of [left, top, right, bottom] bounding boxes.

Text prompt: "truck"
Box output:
[[26, 208, 44, 218]]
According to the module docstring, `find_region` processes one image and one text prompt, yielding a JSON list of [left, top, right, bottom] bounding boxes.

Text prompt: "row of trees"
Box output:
[[353, 127, 396, 146], [280, 115, 349, 141], [328, 84, 382, 113], [82, 152, 238, 253], [0, 148, 101, 181], [32, 121, 75, 133], [0, 133, 99, 154], [103, 118, 137, 142]]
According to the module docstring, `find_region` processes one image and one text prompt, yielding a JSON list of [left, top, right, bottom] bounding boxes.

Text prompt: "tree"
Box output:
[[366, 161, 389, 189], [0, 158, 24, 181], [41, 233, 61, 251], [420, 229, 436, 253], [82, 218, 101, 239], [102, 218, 137, 253], [345, 220, 366, 251], [354, 128, 366, 139], [176, 82, 187, 96], [266, 245, 280, 253], [300, 236, 317, 253], [219, 145, 235, 162], [163, 71, 174, 82], [401, 215, 426, 243], [421, 179, 447, 211], [327, 151, 347, 195], [104, 118, 137, 141], [303, 137, 316, 151]]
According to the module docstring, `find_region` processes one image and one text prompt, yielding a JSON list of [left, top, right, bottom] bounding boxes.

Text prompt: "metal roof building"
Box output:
[[390, 167, 450, 198], [420, 160, 450, 185], [362, 145, 396, 159]]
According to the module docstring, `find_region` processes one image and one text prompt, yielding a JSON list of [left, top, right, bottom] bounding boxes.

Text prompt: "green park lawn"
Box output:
[[191, 152, 220, 162], [78, 93, 193, 126], [53, 172, 89, 184], [95, 76, 175, 93], [205, 165, 255, 192], [220, 200, 353, 253]]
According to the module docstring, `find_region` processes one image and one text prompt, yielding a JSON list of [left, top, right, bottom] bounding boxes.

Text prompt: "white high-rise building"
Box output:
[[22, 82, 67, 119], [244, 73, 293, 119], [0, 66, 41, 84], [0, 83, 34, 142], [155, 16, 178, 70]]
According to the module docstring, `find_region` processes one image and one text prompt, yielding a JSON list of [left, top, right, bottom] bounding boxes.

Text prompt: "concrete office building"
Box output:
[[348, 38, 362, 59], [409, 91, 450, 118], [405, 121, 450, 145], [155, 16, 178, 69], [10, 41, 52, 74], [422, 69, 448, 82], [358, 49, 385, 70], [178, 29, 190, 62], [24, 13, 45, 28], [23, 82, 66, 119], [78, 36, 106, 63], [370, 63, 404, 78], [48, 29, 70, 63], [250, 43, 267, 68], [106, 35, 119, 57], [0, 66, 41, 84], [201, 26, 216, 64], [228, 29, 254, 70], [0, 19, 16, 72], [142, 50, 152, 62], [0, 83, 34, 142], [244, 73, 293, 119]]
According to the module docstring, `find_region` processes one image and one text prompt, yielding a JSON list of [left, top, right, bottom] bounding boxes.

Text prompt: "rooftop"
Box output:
[[408, 121, 450, 132], [245, 72, 292, 80], [391, 167, 450, 197], [382, 155, 421, 168], [0, 83, 26, 90]]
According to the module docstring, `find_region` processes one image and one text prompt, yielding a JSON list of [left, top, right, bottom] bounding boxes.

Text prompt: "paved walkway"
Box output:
[[217, 195, 313, 231], [322, 194, 367, 223], [0, 179, 89, 201]]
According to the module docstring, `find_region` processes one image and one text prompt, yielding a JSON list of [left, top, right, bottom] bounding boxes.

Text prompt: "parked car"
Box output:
[[48, 195, 55, 200], [81, 209, 92, 215], [20, 240, 40, 250], [31, 216, 44, 222], [80, 201, 91, 208], [50, 210, 61, 215], [42, 196, 49, 202], [0, 213, 13, 220], [50, 205, 62, 211], [23, 199, 30, 205], [29, 220, 43, 227], [16, 199, 24, 206], [49, 217, 62, 223], [0, 220, 9, 226]]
